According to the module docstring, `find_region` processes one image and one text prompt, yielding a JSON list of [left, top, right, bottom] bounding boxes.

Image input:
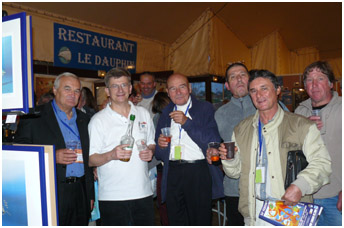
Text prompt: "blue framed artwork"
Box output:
[[2, 144, 58, 226], [2, 12, 34, 113]]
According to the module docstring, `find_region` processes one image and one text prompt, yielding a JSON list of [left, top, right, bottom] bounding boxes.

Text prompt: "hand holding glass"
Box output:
[[208, 142, 220, 163]]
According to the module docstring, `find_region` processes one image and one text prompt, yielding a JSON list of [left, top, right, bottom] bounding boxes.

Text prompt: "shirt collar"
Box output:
[[176, 96, 192, 112], [52, 99, 77, 122]]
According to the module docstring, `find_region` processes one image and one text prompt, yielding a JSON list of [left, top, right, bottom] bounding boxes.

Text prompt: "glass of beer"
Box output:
[[161, 127, 172, 143], [208, 142, 221, 165]]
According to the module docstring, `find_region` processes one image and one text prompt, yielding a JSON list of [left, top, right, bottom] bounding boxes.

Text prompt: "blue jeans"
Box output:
[[314, 195, 342, 226]]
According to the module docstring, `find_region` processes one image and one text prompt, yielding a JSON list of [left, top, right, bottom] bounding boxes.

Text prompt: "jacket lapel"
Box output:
[[42, 103, 65, 146]]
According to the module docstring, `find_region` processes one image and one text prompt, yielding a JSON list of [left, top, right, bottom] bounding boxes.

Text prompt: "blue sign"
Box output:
[[54, 23, 137, 73]]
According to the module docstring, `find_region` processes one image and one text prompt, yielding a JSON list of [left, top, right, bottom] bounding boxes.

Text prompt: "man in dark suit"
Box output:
[[14, 72, 94, 226]]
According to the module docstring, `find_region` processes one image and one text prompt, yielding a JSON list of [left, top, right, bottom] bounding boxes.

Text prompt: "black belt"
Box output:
[[64, 176, 83, 184], [169, 159, 206, 165]]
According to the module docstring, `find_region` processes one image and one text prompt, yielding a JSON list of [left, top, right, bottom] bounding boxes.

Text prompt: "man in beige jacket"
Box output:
[[220, 69, 332, 226]]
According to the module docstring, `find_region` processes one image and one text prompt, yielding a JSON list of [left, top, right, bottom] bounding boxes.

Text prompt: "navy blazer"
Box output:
[[14, 101, 94, 220], [155, 94, 224, 203]]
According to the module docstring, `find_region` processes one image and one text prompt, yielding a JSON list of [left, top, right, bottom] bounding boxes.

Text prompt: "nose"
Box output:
[[236, 75, 242, 82]]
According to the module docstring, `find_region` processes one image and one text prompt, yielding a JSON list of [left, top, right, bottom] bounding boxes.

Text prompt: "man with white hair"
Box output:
[[15, 72, 94, 226]]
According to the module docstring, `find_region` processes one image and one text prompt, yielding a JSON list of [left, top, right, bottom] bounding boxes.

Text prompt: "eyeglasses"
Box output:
[[108, 83, 129, 90], [167, 84, 188, 92]]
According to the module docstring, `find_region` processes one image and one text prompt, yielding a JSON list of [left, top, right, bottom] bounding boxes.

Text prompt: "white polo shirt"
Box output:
[[88, 101, 155, 201]]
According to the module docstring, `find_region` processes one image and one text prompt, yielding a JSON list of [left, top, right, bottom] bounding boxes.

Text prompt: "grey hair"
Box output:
[[54, 72, 80, 89], [104, 68, 131, 88]]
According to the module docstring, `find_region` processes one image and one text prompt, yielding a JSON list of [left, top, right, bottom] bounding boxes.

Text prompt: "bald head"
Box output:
[[166, 73, 192, 106]]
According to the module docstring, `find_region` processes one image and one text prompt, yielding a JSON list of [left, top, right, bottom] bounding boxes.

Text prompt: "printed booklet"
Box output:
[[259, 200, 323, 226]]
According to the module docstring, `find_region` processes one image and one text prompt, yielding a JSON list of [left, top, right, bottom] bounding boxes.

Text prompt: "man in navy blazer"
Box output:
[[155, 73, 224, 225], [14, 72, 94, 226]]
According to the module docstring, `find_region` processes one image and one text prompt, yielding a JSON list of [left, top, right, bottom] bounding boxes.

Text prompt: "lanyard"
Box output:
[[174, 102, 191, 143], [52, 102, 80, 140], [258, 118, 263, 164]]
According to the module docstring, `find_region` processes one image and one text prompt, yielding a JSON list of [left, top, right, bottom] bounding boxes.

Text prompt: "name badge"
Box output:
[[75, 149, 83, 163], [171, 144, 184, 160], [255, 166, 266, 183]]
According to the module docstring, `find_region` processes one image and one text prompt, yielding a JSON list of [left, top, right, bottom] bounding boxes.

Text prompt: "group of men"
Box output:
[[14, 60, 341, 226]]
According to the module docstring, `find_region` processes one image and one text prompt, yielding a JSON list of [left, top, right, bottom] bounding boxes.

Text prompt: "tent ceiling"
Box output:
[[10, 2, 342, 59]]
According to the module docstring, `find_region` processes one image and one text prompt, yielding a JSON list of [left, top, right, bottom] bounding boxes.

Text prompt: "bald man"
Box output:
[[155, 73, 224, 225]]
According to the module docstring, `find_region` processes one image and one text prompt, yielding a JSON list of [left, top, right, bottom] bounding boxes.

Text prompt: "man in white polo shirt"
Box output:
[[88, 68, 156, 225]]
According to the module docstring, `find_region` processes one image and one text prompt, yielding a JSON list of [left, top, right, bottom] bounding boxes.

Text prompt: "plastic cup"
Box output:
[[312, 109, 321, 120], [208, 142, 221, 164], [224, 141, 235, 159], [161, 127, 172, 142], [136, 139, 148, 152]]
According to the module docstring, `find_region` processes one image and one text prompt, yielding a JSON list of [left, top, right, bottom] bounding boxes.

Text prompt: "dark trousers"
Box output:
[[58, 177, 89, 226], [166, 161, 212, 226], [99, 195, 154, 226], [225, 196, 244, 226], [157, 168, 169, 225]]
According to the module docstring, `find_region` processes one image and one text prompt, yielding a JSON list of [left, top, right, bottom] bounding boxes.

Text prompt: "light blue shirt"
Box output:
[[52, 100, 84, 177]]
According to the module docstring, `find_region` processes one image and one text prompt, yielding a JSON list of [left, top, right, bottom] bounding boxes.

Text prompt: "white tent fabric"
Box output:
[[4, 5, 341, 80]]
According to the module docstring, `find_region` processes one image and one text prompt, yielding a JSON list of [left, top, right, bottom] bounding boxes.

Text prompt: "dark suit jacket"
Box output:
[[14, 101, 94, 220], [155, 94, 224, 203]]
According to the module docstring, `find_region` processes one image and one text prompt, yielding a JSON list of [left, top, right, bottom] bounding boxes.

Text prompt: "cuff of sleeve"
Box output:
[[292, 176, 311, 196]]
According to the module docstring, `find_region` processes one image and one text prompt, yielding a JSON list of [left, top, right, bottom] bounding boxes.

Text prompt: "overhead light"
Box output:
[[98, 70, 106, 77], [213, 76, 218, 82], [127, 65, 135, 70]]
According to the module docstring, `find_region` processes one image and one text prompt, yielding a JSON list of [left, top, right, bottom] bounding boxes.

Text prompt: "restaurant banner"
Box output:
[[54, 23, 137, 73]]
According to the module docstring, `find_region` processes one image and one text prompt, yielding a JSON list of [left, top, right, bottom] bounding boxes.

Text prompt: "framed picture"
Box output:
[[2, 144, 58, 226], [2, 12, 34, 113]]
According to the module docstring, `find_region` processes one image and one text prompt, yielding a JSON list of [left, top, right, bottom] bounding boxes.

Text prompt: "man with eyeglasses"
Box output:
[[137, 72, 157, 118], [155, 73, 224, 225], [88, 68, 156, 225], [15, 72, 94, 225]]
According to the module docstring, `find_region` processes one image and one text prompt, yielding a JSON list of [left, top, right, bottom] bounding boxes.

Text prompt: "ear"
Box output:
[[329, 81, 333, 89], [53, 86, 57, 96], [188, 83, 192, 93], [129, 84, 132, 95], [105, 87, 110, 97], [276, 86, 281, 96], [225, 82, 230, 91]]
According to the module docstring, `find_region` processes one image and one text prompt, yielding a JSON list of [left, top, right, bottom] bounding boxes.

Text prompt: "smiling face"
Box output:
[[166, 74, 191, 106], [139, 74, 156, 96], [105, 76, 132, 105], [304, 68, 333, 107], [53, 76, 81, 112], [249, 77, 281, 113], [225, 65, 249, 98]]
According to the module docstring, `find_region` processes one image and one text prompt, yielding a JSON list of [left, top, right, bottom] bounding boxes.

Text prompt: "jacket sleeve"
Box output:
[[182, 102, 221, 153], [13, 117, 34, 144], [292, 124, 332, 195], [221, 132, 241, 179]]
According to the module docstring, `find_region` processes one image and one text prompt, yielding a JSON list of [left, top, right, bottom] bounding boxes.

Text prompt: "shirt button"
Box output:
[[268, 152, 271, 155], [272, 176, 274, 179]]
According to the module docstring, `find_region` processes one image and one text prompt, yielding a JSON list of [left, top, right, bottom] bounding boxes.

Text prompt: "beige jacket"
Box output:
[[222, 106, 332, 225]]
